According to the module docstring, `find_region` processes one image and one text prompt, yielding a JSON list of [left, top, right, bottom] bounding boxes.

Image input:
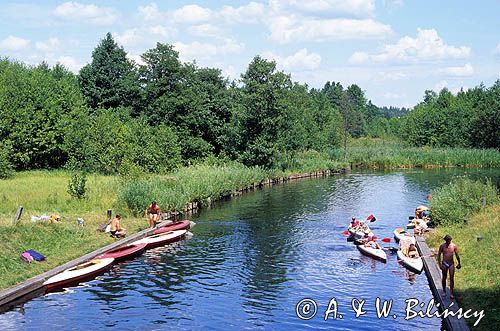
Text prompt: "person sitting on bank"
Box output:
[[408, 243, 418, 258], [415, 205, 429, 219], [365, 236, 381, 249], [145, 201, 161, 227], [110, 214, 127, 238], [438, 234, 461, 300]]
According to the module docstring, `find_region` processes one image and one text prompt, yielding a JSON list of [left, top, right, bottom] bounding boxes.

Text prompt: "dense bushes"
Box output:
[[404, 83, 500, 148], [430, 178, 498, 225]]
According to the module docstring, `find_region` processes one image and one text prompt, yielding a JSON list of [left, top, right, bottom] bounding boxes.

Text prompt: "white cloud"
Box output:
[[349, 28, 471, 64], [188, 24, 222, 37], [264, 48, 322, 71], [0, 35, 30, 51], [494, 42, 500, 56], [115, 26, 176, 47], [378, 71, 407, 80], [440, 63, 474, 77], [53, 2, 119, 25], [138, 2, 162, 21], [172, 4, 212, 23], [220, 2, 266, 23], [174, 39, 244, 62], [57, 56, 82, 73], [383, 92, 405, 99], [433, 80, 448, 91], [268, 17, 391, 43], [35, 38, 60, 53], [269, 0, 375, 18]]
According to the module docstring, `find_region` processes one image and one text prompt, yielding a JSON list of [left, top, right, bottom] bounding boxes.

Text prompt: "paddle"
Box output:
[[366, 214, 376, 222], [381, 238, 391, 243], [342, 230, 350, 236]]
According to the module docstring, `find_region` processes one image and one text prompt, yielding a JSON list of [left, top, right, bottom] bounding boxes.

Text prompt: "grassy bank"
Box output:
[[331, 138, 500, 168], [0, 171, 148, 289], [426, 178, 499, 330], [427, 206, 500, 330]]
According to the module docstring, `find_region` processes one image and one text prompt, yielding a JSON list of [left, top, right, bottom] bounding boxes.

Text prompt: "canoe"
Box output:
[[356, 244, 387, 263], [132, 230, 187, 249], [393, 228, 416, 244], [154, 220, 193, 235], [397, 250, 423, 273], [43, 258, 115, 290], [96, 243, 146, 262]]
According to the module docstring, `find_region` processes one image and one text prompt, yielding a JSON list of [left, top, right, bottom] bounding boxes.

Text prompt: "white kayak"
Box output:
[[43, 258, 115, 290], [356, 244, 387, 263], [397, 250, 423, 273], [132, 229, 187, 249], [393, 228, 416, 244]]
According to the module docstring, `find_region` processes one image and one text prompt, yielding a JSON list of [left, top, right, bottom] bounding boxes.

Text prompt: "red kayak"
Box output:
[[154, 220, 191, 235], [96, 243, 146, 262]]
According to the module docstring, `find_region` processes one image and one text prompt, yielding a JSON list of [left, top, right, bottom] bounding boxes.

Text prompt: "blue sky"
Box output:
[[1, 0, 499, 107]]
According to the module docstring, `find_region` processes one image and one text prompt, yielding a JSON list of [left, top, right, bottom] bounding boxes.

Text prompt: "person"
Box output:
[[408, 243, 418, 258], [414, 218, 428, 235], [110, 214, 127, 238], [415, 205, 429, 219], [360, 229, 373, 244], [365, 236, 381, 249], [349, 217, 360, 229], [145, 201, 161, 227], [438, 234, 461, 299]]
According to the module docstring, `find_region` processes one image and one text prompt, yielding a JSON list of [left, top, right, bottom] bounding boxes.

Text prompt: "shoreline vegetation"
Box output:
[[1, 143, 499, 290], [427, 178, 500, 331]]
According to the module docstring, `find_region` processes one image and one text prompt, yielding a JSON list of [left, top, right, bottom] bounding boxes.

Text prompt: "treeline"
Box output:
[[1, 33, 498, 178], [0, 33, 386, 175], [403, 86, 499, 148]]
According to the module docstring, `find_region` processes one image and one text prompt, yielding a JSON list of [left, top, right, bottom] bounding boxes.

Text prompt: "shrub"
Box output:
[[0, 141, 14, 179], [430, 177, 498, 225], [68, 171, 87, 199]]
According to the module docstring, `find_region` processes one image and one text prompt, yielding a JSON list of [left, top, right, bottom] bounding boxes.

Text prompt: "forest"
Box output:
[[0, 33, 499, 179]]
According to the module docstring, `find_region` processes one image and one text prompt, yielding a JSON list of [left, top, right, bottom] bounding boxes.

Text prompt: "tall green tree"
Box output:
[[78, 33, 140, 111]]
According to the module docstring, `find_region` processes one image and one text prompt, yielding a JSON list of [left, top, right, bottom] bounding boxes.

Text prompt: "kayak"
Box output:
[[406, 222, 415, 229], [154, 220, 193, 235], [393, 228, 416, 244], [96, 243, 146, 262], [43, 258, 115, 290], [132, 230, 187, 249], [397, 250, 423, 273], [356, 244, 387, 263]]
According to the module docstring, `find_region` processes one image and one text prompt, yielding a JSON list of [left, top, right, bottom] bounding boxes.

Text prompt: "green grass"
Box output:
[[427, 205, 500, 331], [329, 138, 500, 168]]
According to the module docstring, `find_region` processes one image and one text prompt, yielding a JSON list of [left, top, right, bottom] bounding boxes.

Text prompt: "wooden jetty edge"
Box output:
[[0, 220, 173, 312], [416, 236, 470, 331]]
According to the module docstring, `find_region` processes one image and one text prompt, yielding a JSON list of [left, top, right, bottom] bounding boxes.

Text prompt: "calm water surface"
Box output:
[[1, 168, 499, 330]]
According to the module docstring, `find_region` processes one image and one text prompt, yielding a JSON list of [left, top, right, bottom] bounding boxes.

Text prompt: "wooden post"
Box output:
[[107, 209, 112, 221], [12, 206, 23, 225], [481, 196, 486, 207]]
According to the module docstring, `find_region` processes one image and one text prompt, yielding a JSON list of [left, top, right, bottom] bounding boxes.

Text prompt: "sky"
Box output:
[[0, 0, 499, 107]]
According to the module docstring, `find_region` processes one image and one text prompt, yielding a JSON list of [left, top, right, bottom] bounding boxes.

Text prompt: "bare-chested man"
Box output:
[[438, 234, 461, 299]]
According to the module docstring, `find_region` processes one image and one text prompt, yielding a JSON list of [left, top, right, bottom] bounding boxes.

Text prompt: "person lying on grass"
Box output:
[[145, 201, 161, 228], [110, 214, 127, 238], [438, 234, 461, 300]]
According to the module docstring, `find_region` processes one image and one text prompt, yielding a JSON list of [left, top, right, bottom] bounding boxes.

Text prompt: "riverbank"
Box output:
[[427, 205, 500, 331], [330, 138, 500, 169]]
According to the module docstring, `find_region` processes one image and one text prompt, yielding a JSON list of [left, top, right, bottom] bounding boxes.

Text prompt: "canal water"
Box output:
[[1, 168, 499, 330]]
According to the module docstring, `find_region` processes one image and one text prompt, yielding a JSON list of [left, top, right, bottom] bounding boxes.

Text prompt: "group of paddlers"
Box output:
[[108, 201, 163, 238]]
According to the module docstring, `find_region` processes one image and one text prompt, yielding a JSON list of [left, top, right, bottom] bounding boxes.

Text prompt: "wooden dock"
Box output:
[[416, 236, 470, 331], [0, 220, 174, 312]]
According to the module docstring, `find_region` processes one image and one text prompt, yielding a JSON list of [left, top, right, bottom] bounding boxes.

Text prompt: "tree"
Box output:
[[78, 33, 140, 111]]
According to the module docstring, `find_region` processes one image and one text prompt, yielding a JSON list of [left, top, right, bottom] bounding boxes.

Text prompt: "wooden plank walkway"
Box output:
[[416, 236, 470, 331], [0, 220, 174, 312]]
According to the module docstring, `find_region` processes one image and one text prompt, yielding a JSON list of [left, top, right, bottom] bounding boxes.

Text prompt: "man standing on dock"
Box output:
[[438, 234, 461, 300]]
